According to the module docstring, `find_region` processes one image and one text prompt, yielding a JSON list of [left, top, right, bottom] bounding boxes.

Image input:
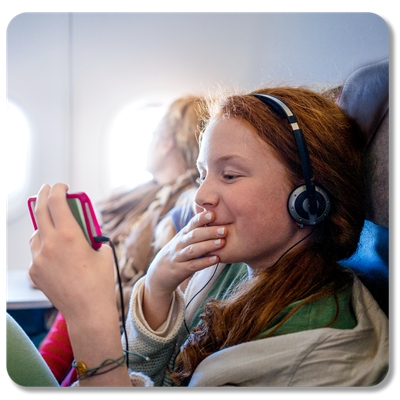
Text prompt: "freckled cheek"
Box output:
[[235, 199, 289, 236], [229, 206, 267, 236]]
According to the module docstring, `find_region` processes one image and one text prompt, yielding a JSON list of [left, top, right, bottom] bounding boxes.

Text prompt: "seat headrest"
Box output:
[[339, 59, 389, 149], [339, 59, 389, 228]]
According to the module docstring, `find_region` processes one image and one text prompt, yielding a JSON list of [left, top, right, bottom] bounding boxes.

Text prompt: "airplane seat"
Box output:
[[6, 313, 59, 387], [337, 59, 389, 316]]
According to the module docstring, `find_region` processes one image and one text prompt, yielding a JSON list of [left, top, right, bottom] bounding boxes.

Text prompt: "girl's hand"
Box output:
[[29, 183, 116, 323], [29, 183, 131, 386], [143, 210, 227, 329]]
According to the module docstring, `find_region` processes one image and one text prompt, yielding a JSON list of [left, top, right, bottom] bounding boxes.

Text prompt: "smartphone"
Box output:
[[27, 192, 103, 250]]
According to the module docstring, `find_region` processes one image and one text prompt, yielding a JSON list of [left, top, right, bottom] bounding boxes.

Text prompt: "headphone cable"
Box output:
[[94, 235, 130, 368], [183, 262, 219, 334]]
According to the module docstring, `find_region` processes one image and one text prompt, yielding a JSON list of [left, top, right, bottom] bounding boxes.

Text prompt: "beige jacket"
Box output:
[[125, 264, 389, 387]]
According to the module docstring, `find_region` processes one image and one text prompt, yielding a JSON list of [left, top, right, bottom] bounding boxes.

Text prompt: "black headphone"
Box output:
[[252, 93, 331, 226]]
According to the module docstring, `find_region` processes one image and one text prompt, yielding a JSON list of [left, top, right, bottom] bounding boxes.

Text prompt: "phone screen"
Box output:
[[67, 198, 91, 244], [27, 192, 103, 249]]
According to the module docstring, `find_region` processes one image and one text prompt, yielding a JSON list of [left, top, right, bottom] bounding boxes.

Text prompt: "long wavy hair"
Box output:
[[170, 86, 368, 385]]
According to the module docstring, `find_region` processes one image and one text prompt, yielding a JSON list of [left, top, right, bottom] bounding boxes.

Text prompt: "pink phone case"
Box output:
[[27, 192, 103, 250]]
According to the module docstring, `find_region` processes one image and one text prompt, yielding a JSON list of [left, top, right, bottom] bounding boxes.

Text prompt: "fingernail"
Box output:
[[217, 227, 225, 235], [209, 256, 217, 263], [214, 239, 221, 245], [205, 212, 212, 221]]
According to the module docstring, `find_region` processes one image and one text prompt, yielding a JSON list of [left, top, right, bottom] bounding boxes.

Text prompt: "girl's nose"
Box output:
[[194, 178, 219, 210]]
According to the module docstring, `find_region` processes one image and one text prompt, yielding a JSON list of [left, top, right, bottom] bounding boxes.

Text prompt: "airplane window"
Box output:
[[6, 101, 31, 200], [107, 102, 166, 190]]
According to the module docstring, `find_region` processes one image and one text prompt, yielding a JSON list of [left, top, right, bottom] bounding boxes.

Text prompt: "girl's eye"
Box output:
[[224, 174, 236, 181]]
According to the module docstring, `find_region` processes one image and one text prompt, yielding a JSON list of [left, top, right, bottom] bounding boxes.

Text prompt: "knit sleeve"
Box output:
[[124, 277, 186, 386]]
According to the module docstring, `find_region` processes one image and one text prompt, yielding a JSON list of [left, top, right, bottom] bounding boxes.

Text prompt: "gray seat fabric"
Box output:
[[338, 59, 389, 316], [339, 59, 389, 228]]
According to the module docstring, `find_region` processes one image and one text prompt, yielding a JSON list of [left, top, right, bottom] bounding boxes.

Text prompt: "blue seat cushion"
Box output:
[[339, 220, 389, 316]]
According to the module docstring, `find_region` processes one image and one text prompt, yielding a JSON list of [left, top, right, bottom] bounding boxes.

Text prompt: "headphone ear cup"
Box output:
[[287, 184, 331, 225]]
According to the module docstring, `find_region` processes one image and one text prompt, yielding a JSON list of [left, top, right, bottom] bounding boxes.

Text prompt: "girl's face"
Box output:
[[195, 117, 306, 271]]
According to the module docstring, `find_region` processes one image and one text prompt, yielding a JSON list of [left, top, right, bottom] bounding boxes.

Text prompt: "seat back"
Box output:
[[338, 59, 389, 315]]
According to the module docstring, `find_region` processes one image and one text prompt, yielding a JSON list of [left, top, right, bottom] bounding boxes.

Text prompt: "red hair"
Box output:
[[171, 86, 367, 385]]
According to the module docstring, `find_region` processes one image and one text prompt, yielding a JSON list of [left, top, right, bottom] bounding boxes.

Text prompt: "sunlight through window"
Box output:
[[107, 102, 166, 190], [6, 101, 31, 198]]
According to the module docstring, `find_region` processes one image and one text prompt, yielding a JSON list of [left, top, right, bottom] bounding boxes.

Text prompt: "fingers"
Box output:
[[182, 210, 215, 233], [34, 183, 71, 227], [186, 252, 220, 271], [177, 211, 227, 262], [144, 210, 228, 298], [47, 183, 76, 230], [35, 183, 83, 231], [32, 183, 91, 251], [178, 229, 225, 260], [34, 184, 53, 232]]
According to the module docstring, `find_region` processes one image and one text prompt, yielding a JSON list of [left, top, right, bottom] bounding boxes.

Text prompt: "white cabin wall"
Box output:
[[70, 12, 389, 200], [7, 13, 71, 271], [6, 12, 389, 271]]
